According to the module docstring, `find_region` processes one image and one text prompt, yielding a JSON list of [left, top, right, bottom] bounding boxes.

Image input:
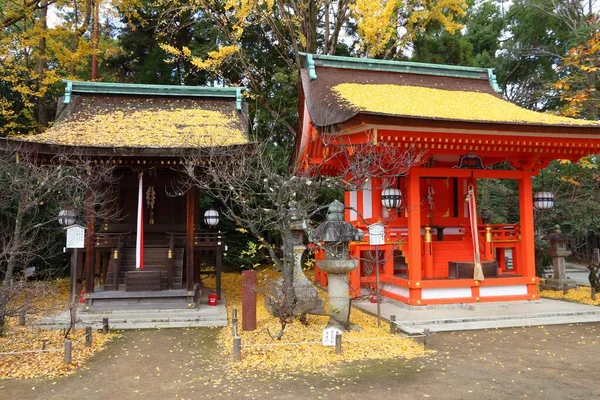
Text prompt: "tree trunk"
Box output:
[[4, 209, 24, 285], [280, 229, 297, 312], [36, 0, 48, 131], [70, 0, 79, 76]]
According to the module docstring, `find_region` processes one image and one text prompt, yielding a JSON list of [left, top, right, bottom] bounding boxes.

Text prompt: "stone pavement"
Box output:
[[565, 262, 591, 286], [353, 298, 600, 334], [35, 292, 228, 330]]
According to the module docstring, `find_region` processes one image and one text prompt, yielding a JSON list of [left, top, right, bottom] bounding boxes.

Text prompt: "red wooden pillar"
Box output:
[[519, 169, 537, 295], [407, 170, 422, 303], [186, 188, 195, 292], [349, 245, 360, 295], [497, 248, 506, 275], [371, 177, 383, 221], [85, 194, 95, 294], [423, 226, 433, 279], [519, 170, 535, 278], [407, 170, 422, 282]]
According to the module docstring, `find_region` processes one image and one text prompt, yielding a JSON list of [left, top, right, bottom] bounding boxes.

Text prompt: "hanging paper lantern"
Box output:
[[204, 208, 220, 226], [381, 188, 402, 209], [57, 209, 76, 226], [533, 191, 555, 210]]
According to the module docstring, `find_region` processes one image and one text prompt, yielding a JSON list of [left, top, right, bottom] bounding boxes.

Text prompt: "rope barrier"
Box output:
[[0, 326, 98, 357], [0, 348, 62, 356], [240, 335, 412, 348]]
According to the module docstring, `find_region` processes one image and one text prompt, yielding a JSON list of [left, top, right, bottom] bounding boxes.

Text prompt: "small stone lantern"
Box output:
[[313, 200, 358, 330], [545, 225, 576, 290]]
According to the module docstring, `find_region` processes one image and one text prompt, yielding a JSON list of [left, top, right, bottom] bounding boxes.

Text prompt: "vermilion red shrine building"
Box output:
[[295, 54, 600, 306]]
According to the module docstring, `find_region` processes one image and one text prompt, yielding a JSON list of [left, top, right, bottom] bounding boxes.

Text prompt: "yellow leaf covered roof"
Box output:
[[332, 83, 600, 127], [13, 93, 249, 150]]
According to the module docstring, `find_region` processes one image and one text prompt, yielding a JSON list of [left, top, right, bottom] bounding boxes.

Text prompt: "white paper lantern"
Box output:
[[381, 188, 402, 209], [204, 208, 220, 226], [533, 191, 555, 210], [58, 209, 76, 226]]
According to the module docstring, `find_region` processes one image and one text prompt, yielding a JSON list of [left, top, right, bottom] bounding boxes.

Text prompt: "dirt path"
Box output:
[[1, 323, 598, 400]]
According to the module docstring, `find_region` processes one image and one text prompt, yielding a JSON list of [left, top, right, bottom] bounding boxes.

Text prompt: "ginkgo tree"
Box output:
[[155, 0, 467, 142], [0, 0, 136, 136]]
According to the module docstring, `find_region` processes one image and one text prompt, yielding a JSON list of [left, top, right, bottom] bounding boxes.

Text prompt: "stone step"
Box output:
[[398, 309, 600, 327], [398, 313, 600, 334]]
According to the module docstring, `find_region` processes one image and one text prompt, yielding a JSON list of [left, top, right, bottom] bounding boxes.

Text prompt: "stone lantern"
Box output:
[[313, 200, 358, 330], [545, 225, 576, 290]]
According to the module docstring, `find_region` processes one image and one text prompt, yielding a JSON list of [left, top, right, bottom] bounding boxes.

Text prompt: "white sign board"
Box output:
[[322, 327, 343, 346], [368, 222, 385, 246], [65, 224, 86, 249]]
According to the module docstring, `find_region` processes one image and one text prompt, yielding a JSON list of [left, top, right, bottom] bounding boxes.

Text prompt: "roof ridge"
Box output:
[[300, 53, 501, 93], [63, 80, 246, 110]]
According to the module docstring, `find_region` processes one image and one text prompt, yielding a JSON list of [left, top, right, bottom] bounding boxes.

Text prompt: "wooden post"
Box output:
[[233, 336, 241, 361], [231, 308, 238, 336], [64, 340, 72, 364], [216, 234, 222, 299], [186, 189, 195, 292], [375, 245, 381, 327], [390, 315, 396, 334], [424, 328, 431, 346], [19, 311, 25, 326], [242, 270, 257, 331], [592, 287, 596, 300], [335, 332, 342, 355], [563, 283, 569, 295], [102, 318, 109, 334], [85, 326, 93, 347], [71, 248, 79, 300], [85, 193, 96, 295]]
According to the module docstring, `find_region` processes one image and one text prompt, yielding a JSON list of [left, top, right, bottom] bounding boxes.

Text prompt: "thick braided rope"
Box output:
[[468, 186, 485, 281]]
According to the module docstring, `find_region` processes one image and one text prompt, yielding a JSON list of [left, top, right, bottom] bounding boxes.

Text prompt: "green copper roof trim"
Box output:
[[487, 69, 502, 93], [305, 54, 317, 80], [299, 53, 502, 93], [63, 81, 73, 104], [62, 80, 246, 109]]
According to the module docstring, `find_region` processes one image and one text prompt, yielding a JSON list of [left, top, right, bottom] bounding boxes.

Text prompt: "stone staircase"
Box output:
[[36, 294, 228, 330], [105, 247, 184, 290]]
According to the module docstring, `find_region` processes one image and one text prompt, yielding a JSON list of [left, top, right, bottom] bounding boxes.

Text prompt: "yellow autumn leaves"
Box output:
[[0, 280, 116, 379], [19, 108, 248, 148], [539, 286, 600, 307], [351, 0, 467, 58], [160, 43, 240, 73], [332, 83, 600, 126], [206, 271, 425, 376]]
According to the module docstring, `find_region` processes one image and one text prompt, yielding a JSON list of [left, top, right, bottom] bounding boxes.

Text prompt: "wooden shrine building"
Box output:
[[9, 81, 249, 310], [295, 54, 600, 306]]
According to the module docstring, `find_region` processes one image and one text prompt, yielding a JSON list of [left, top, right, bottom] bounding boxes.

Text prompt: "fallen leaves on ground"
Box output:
[[205, 271, 425, 376], [0, 279, 116, 379], [539, 286, 600, 306]]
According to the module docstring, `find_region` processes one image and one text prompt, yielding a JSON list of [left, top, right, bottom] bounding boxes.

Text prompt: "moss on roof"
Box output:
[[15, 97, 248, 148], [332, 83, 600, 127]]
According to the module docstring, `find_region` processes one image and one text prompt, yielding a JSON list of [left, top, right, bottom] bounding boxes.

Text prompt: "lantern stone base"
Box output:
[[317, 259, 358, 330], [542, 278, 577, 291]]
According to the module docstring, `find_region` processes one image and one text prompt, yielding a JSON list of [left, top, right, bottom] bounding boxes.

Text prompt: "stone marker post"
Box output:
[[242, 270, 257, 331]]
